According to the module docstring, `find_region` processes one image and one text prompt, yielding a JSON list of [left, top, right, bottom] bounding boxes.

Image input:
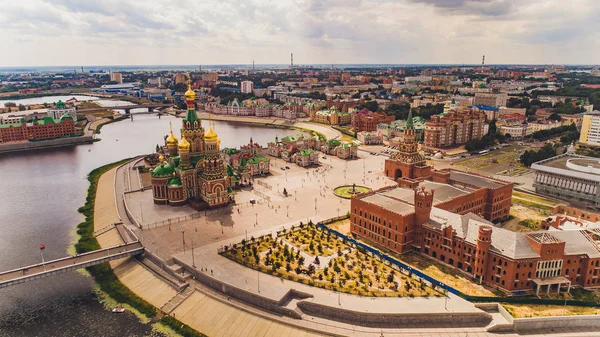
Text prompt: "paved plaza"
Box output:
[[132, 154, 396, 259], [130, 153, 482, 315]]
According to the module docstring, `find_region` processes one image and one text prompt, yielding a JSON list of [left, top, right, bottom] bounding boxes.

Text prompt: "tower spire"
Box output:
[[406, 110, 414, 130]]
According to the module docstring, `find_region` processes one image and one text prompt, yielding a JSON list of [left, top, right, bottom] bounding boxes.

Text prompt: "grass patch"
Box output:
[[294, 126, 327, 141], [95, 114, 128, 134], [518, 218, 541, 231], [160, 316, 207, 337], [513, 191, 559, 206], [511, 198, 553, 212], [401, 253, 496, 297], [502, 303, 600, 318]]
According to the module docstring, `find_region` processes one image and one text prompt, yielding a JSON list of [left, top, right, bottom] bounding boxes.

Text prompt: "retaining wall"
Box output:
[[172, 256, 302, 319], [0, 136, 94, 154], [296, 301, 492, 328]]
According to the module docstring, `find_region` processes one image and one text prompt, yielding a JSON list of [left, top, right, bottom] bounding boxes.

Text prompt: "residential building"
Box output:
[[241, 81, 254, 94], [174, 73, 187, 84], [423, 108, 486, 152], [579, 112, 600, 146], [473, 93, 509, 107], [499, 124, 533, 139], [530, 120, 562, 133], [202, 73, 219, 82], [309, 108, 351, 125], [351, 109, 395, 132], [109, 72, 123, 84], [357, 131, 384, 145]]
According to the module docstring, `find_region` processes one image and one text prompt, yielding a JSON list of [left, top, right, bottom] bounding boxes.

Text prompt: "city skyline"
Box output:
[[1, 0, 599, 67]]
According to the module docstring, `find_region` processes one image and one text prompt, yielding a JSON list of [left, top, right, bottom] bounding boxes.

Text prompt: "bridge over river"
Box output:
[[0, 242, 144, 289], [77, 103, 172, 114]]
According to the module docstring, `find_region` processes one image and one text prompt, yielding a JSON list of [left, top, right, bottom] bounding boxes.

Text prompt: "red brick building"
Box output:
[[384, 111, 432, 181], [0, 115, 75, 143], [351, 109, 395, 132], [351, 184, 600, 293], [423, 108, 486, 151]]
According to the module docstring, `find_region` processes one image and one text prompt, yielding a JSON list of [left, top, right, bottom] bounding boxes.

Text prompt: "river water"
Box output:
[[0, 99, 299, 336]]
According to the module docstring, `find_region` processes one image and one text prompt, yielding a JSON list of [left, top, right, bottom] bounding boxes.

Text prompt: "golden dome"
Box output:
[[166, 122, 178, 145], [178, 136, 191, 151], [158, 154, 165, 162], [205, 127, 218, 141], [184, 77, 195, 101]]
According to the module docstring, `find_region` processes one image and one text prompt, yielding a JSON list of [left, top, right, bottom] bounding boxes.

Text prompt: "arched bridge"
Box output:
[[0, 242, 144, 289], [77, 103, 172, 114]]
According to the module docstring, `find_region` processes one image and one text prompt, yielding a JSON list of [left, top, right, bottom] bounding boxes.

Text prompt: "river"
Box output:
[[0, 105, 300, 336]]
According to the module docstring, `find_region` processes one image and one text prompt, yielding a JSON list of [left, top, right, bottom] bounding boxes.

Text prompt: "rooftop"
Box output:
[[532, 154, 600, 182], [448, 171, 505, 189]]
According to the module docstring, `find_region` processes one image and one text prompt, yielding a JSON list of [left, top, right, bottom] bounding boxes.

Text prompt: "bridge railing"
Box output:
[[0, 242, 143, 277]]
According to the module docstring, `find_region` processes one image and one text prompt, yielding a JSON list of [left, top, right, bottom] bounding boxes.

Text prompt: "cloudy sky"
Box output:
[[0, 0, 598, 66]]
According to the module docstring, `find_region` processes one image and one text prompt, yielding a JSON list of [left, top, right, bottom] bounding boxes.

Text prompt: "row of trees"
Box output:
[[519, 143, 557, 167], [464, 120, 510, 152], [530, 123, 577, 141]]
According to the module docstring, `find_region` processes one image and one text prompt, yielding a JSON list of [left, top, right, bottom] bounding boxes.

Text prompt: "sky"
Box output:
[[0, 0, 598, 67]]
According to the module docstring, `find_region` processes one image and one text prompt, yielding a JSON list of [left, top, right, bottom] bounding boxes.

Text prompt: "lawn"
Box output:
[[333, 185, 372, 198], [221, 223, 441, 298], [513, 191, 559, 207], [502, 303, 600, 318], [400, 253, 497, 297]]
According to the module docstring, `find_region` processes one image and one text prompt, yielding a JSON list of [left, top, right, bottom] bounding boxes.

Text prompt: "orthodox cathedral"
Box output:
[[150, 80, 234, 207]]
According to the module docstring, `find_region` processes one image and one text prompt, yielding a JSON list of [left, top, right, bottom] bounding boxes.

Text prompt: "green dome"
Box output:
[[152, 162, 175, 177], [167, 178, 182, 187], [60, 113, 73, 120], [56, 100, 66, 108]]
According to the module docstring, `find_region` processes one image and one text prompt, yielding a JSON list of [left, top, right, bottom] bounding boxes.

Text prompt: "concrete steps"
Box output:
[[161, 287, 196, 314]]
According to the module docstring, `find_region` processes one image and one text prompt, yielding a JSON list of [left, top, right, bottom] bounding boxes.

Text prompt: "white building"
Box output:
[[499, 124, 532, 139], [579, 111, 600, 146], [48, 100, 77, 121], [241, 81, 254, 94]]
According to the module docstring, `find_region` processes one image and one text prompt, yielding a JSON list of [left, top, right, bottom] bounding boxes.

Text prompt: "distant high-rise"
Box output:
[[109, 71, 123, 84], [291, 53, 294, 68], [241, 81, 254, 94]]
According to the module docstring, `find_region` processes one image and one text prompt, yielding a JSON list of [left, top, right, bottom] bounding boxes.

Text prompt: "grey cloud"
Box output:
[[409, 0, 514, 16]]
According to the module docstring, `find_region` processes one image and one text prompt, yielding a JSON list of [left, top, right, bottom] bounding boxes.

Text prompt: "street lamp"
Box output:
[[39, 244, 47, 271], [181, 229, 186, 253], [255, 212, 258, 227], [287, 205, 289, 217], [139, 202, 144, 223], [191, 238, 196, 268]]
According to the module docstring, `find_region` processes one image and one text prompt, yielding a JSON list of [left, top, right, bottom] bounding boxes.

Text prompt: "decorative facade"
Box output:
[[0, 114, 75, 143], [309, 108, 351, 125], [150, 80, 235, 208], [351, 109, 394, 132], [351, 184, 600, 293], [384, 111, 432, 181]]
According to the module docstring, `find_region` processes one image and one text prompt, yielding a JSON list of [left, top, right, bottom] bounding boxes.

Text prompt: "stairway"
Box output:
[[160, 287, 196, 314]]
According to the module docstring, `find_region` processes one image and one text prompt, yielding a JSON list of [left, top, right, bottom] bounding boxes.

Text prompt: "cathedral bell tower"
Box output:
[[181, 75, 205, 155]]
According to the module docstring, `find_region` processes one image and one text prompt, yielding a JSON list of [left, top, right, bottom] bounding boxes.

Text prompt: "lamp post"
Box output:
[[191, 238, 196, 268], [287, 205, 289, 217], [39, 244, 47, 271], [257, 270, 260, 293], [255, 213, 258, 227], [181, 229, 186, 253], [139, 202, 144, 223]]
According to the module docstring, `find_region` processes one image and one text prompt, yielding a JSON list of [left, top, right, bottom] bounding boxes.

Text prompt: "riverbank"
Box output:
[[0, 135, 96, 154], [76, 160, 205, 337]]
